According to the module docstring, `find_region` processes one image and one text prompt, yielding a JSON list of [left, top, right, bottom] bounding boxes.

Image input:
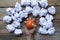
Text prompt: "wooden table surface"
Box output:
[[0, 0, 60, 40]]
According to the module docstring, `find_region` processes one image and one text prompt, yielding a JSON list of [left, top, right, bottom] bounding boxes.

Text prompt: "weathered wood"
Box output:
[[0, 21, 6, 29], [0, 35, 18, 40], [0, 8, 6, 20], [0, 0, 60, 7], [0, 0, 21, 7], [0, 6, 60, 20], [34, 32, 60, 40], [0, 29, 60, 40]]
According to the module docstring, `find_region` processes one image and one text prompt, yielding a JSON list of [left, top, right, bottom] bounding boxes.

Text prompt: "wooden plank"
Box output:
[[0, 35, 18, 40], [34, 32, 60, 40], [0, 29, 60, 40], [0, 21, 6, 29], [0, 8, 6, 20], [48, 0, 60, 6], [0, 33, 60, 40], [0, 6, 60, 20], [0, 0, 21, 7], [0, 0, 60, 7]]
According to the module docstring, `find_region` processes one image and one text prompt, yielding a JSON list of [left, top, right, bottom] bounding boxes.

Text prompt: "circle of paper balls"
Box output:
[[3, 0, 56, 35]]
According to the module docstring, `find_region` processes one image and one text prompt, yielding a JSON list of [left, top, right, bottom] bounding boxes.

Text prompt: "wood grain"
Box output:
[[0, 0, 60, 40], [34, 32, 60, 40], [0, 29, 60, 40], [0, 0, 21, 7], [0, 0, 60, 7]]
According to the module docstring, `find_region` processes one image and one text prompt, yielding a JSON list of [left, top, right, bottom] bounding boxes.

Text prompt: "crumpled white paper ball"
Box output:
[[38, 27, 48, 34], [12, 21, 21, 28], [21, 0, 30, 6], [3, 16, 12, 23], [6, 8, 13, 15], [20, 10, 28, 18], [6, 24, 15, 32], [21, 0, 26, 6], [16, 17, 22, 22], [14, 29, 22, 35], [15, 2, 22, 12], [48, 6, 56, 15], [10, 8, 16, 15], [25, 6, 33, 14], [45, 14, 53, 21], [47, 27, 55, 35], [43, 21, 53, 29], [31, 0, 38, 7], [39, 17, 47, 26], [11, 13, 20, 21], [39, 8, 48, 17], [32, 6, 40, 16], [38, 0, 48, 8]]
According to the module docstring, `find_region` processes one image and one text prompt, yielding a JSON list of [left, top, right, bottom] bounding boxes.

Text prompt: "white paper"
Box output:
[[12, 21, 21, 28], [6, 8, 13, 15], [47, 27, 55, 35], [20, 10, 28, 18], [45, 14, 53, 21], [43, 21, 53, 29], [15, 2, 22, 12], [31, 0, 38, 7], [39, 17, 47, 26], [21, 0, 30, 6], [48, 6, 56, 15], [38, 0, 48, 8], [6, 24, 15, 32], [14, 29, 22, 35], [39, 8, 48, 17], [25, 6, 33, 14], [3, 16, 12, 23], [32, 6, 40, 16], [38, 27, 48, 34]]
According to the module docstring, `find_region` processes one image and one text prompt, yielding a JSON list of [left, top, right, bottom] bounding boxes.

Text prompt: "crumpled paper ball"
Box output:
[[25, 6, 33, 14], [39, 17, 47, 26], [20, 10, 28, 18], [14, 29, 22, 35], [38, 27, 48, 34], [31, 0, 38, 7], [6, 24, 15, 32], [48, 6, 56, 15], [3, 16, 12, 23], [6, 8, 13, 15], [47, 27, 55, 35], [32, 6, 40, 16], [39, 8, 48, 17], [38, 0, 48, 8], [21, 0, 30, 6], [11, 13, 22, 22], [45, 14, 53, 21], [10, 8, 16, 15], [11, 13, 20, 21], [15, 2, 22, 12], [16, 17, 22, 22], [43, 21, 53, 29], [12, 21, 21, 28]]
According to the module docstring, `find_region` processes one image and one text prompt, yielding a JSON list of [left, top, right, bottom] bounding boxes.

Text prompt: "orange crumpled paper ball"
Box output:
[[25, 17, 35, 29]]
